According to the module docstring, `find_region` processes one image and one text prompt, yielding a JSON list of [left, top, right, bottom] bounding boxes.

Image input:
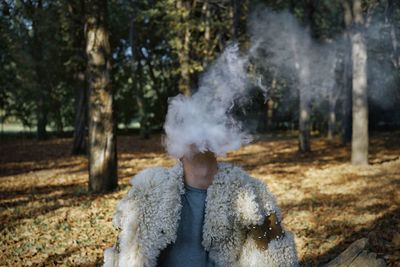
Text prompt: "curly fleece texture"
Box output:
[[103, 162, 298, 267]]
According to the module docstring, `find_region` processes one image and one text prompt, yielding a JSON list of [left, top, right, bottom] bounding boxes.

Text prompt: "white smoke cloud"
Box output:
[[249, 8, 338, 103], [163, 6, 399, 158], [163, 44, 255, 158], [163, 10, 337, 159]]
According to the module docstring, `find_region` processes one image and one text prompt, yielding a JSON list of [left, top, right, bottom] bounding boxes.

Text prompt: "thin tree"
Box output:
[[328, 53, 340, 140], [349, 0, 369, 165], [297, 0, 316, 152], [26, 0, 48, 140], [232, 0, 241, 39], [129, 16, 149, 139], [386, 0, 400, 103], [387, 0, 399, 71], [71, 0, 87, 155], [85, 0, 117, 192], [341, 0, 353, 145], [176, 0, 193, 96]]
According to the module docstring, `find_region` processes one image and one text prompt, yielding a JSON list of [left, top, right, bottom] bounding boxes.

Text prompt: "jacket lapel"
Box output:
[[137, 162, 184, 267], [202, 163, 265, 267]]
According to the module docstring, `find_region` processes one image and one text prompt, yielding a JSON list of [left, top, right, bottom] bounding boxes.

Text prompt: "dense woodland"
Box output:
[[1, 0, 400, 191]]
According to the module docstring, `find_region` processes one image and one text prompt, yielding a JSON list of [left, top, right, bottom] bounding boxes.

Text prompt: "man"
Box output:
[[103, 145, 298, 267]]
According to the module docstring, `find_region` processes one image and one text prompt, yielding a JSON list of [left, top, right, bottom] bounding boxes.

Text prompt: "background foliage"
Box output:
[[1, 0, 399, 137]]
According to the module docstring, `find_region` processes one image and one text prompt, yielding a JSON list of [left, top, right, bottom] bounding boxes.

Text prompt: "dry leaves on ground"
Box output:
[[0, 132, 399, 266]]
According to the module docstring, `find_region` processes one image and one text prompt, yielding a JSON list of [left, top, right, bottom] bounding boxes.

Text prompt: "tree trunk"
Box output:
[[179, 22, 191, 96], [351, 0, 369, 165], [36, 94, 47, 140], [72, 0, 87, 155], [31, 0, 47, 140], [328, 91, 337, 139], [290, 25, 311, 152], [341, 36, 353, 144], [54, 103, 64, 134], [389, 22, 399, 70], [386, 0, 400, 103], [232, 0, 241, 39], [328, 54, 340, 139], [72, 76, 87, 154], [86, 0, 117, 192], [298, 52, 312, 152], [387, 0, 400, 70], [267, 99, 274, 131], [129, 19, 149, 139], [341, 1, 353, 145], [296, 2, 315, 153], [202, 0, 211, 67], [176, 0, 193, 96], [299, 98, 311, 152]]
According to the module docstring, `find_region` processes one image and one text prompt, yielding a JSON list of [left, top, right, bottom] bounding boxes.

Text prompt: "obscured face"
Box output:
[[181, 144, 217, 164]]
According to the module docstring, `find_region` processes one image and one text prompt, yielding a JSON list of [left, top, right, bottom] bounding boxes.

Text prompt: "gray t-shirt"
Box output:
[[157, 184, 215, 267]]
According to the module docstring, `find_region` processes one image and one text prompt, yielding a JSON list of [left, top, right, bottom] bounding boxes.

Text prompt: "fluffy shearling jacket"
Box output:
[[103, 162, 298, 267]]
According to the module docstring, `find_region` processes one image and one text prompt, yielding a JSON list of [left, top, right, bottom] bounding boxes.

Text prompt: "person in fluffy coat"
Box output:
[[104, 44, 298, 267], [103, 146, 298, 267]]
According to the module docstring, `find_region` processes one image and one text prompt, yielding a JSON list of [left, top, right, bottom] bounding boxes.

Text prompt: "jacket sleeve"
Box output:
[[103, 167, 164, 267], [103, 186, 142, 267], [238, 179, 299, 267]]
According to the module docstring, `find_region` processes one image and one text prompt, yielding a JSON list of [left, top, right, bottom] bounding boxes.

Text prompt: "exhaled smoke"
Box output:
[[248, 7, 398, 122], [164, 6, 399, 158], [164, 44, 256, 158], [249, 8, 338, 104]]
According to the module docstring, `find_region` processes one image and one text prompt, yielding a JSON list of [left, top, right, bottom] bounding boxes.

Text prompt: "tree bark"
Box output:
[[350, 0, 369, 165], [85, 0, 117, 192]]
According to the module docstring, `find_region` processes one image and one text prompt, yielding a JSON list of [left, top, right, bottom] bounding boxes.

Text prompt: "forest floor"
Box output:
[[0, 131, 399, 267]]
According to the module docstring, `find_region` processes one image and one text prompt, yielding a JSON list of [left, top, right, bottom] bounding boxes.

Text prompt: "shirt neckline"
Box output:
[[184, 183, 208, 193]]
